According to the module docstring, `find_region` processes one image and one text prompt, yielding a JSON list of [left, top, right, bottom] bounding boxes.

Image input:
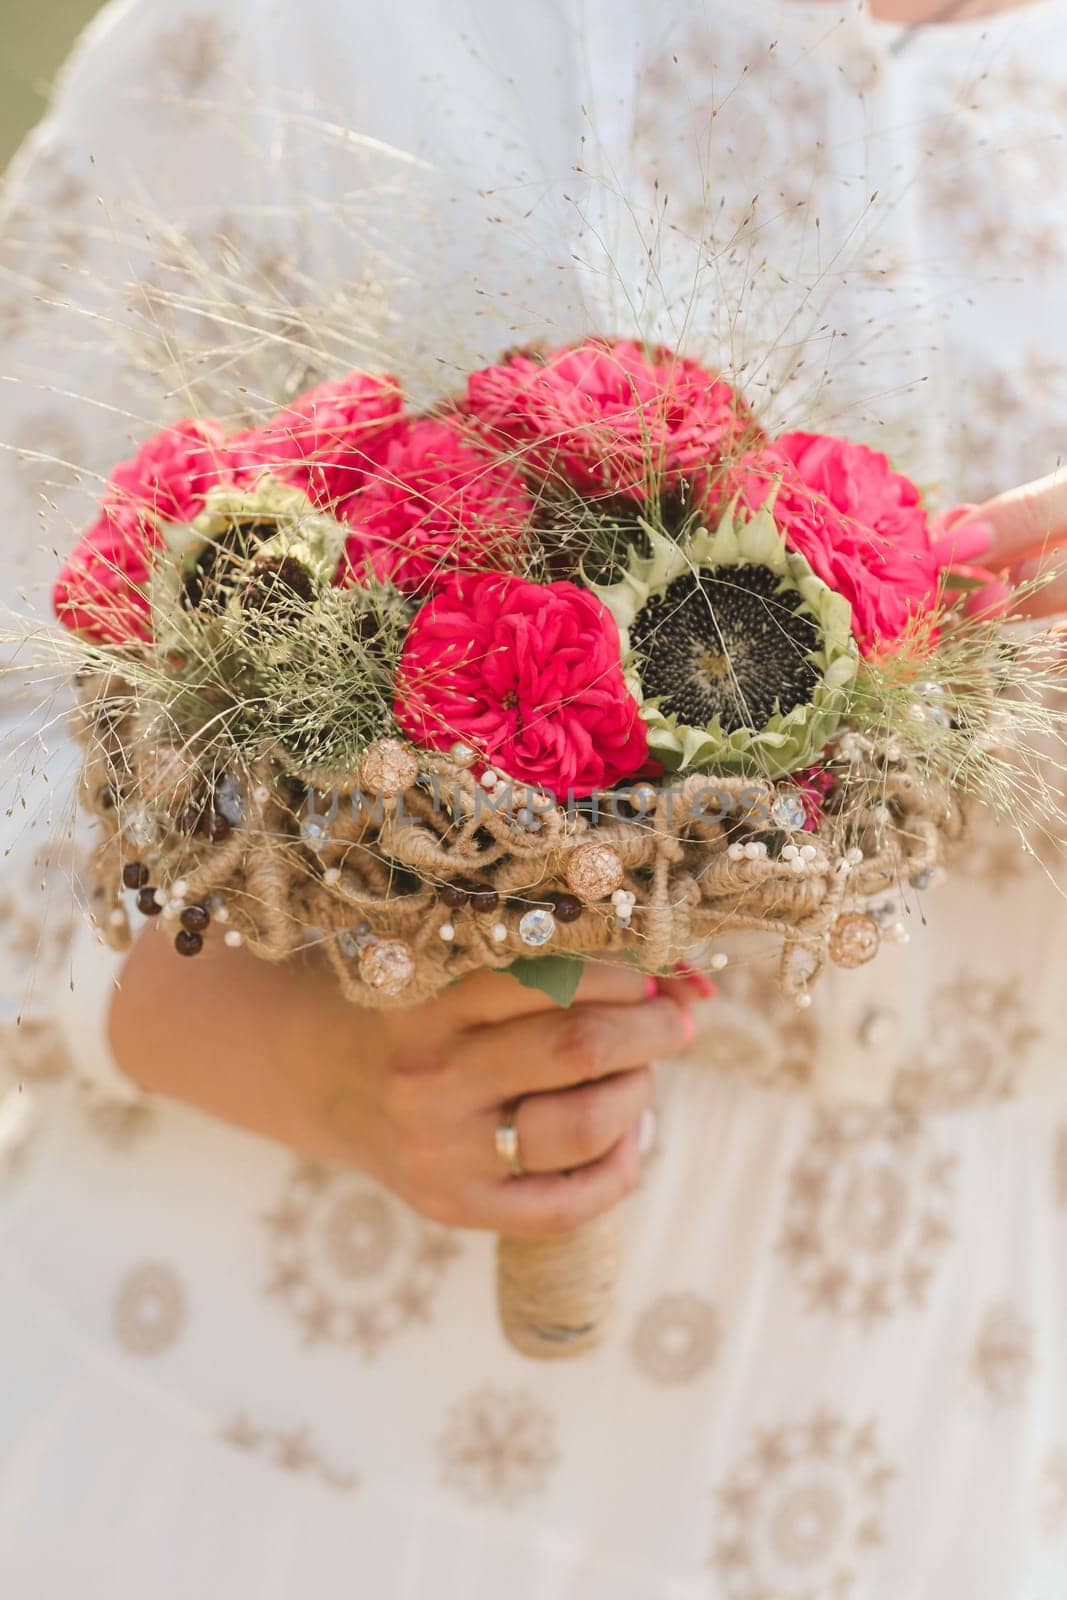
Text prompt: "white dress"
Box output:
[[1, 2, 1066, 1595]]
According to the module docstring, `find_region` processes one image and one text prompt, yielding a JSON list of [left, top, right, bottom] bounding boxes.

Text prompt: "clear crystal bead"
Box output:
[[301, 814, 331, 849], [214, 773, 246, 825], [771, 793, 807, 832], [518, 908, 556, 947]]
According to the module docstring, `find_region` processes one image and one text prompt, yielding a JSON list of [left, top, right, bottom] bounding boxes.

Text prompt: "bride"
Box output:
[[1, 0, 1065, 1594]]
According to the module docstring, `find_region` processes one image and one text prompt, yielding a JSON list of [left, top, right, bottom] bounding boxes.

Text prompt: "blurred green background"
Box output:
[[0, 0, 108, 169]]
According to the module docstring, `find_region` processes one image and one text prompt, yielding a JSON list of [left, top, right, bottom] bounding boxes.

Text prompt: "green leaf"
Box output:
[[506, 954, 586, 1007]]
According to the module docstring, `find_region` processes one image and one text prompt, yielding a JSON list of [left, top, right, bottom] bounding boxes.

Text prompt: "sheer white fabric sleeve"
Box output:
[[0, 0, 307, 1100], [0, 0, 588, 1101]]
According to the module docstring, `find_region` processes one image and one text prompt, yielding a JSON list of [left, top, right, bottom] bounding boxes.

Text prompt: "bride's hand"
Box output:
[[110, 931, 696, 1238], [969, 470, 1067, 621]]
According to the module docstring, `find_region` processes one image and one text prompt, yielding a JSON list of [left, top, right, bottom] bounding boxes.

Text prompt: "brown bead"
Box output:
[[206, 811, 231, 842], [174, 929, 203, 957], [122, 862, 149, 890], [441, 883, 469, 909], [97, 785, 117, 810], [180, 904, 210, 933], [552, 893, 583, 924], [137, 887, 162, 916], [469, 888, 500, 914]]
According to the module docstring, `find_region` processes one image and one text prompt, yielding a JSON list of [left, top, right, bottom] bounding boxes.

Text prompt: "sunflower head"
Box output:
[[150, 475, 350, 627], [587, 505, 858, 778]]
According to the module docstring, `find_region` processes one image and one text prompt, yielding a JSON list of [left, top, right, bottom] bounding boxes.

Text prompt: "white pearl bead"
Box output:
[[439, 922, 456, 942], [800, 844, 817, 861], [491, 922, 508, 943], [709, 951, 729, 971], [213, 904, 230, 923], [172, 879, 188, 898], [743, 841, 765, 860], [224, 930, 243, 947], [845, 847, 864, 865], [795, 992, 813, 1009], [781, 844, 799, 861], [323, 867, 341, 885], [253, 785, 271, 804], [479, 769, 498, 790]]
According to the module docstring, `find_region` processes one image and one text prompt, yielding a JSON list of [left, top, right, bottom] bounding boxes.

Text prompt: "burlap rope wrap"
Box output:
[[76, 671, 966, 1357]]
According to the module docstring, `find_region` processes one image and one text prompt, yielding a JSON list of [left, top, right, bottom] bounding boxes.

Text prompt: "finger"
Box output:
[[447, 958, 657, 1027], [1010, 552, 1067, 621], [485, 1123, 645, 1240], [658, 963, 718, 1003], [976, 471, 1067, 569], [459, 995, 693, 1101], [500, 1065, 653, 1176]]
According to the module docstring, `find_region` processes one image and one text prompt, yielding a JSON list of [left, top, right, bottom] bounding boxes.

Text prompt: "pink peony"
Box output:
[[464, 338, 750, 500], [394, 572, 648, 800], [730, 432, 991, 653], [53, 419, 231, 642], [229, 371, 404, 508], [336, 418, 533, 593], [53, 506, 156, 643]]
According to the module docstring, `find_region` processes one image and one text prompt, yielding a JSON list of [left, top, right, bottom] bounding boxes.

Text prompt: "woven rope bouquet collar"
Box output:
[[55, 339, 1061, 1359]]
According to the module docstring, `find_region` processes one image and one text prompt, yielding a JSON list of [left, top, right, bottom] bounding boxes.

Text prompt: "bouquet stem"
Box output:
[[496, 1210, 622, 1360]]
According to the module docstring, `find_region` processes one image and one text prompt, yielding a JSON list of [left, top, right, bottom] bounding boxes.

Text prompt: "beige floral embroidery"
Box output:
[[85, 1096, 156, 1150], [437, 1387, 558, 1509], [260, 1162, 461, 1355], [0, 156, 90, 343], [220, 1414, 359, 1492], [969, 1303, 1035, 1410], [149, 17, 229, 94], [711, 1409, 896, 1598], [1036, 1447, 1067, 1539], [631, 1293, 720, 1385], [112, 1261, 188, 1357], [0, 836, 80, 988], [680, 956, 818, 1092], [779, 1110, 956, 1327], [0, 1019, 71, 1082], [890, 973, 1041, 1112]]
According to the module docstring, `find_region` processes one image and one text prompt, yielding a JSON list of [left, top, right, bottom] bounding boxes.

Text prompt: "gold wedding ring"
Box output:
[[494, 1106, 524, 1177]]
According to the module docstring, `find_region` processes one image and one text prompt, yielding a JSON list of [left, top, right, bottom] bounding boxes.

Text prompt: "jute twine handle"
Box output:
[[496, 1210, 622, 1360]]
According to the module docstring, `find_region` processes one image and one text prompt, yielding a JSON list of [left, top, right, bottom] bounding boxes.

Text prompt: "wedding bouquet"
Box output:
[[49, 337, 1061, 1355]]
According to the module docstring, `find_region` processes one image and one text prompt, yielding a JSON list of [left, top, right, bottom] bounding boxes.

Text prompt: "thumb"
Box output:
[[974, 470, 1067, 570]]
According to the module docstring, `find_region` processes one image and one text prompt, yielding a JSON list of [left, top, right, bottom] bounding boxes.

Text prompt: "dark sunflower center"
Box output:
[[182, 518, 277, 611], [629, 567, 820, 733]]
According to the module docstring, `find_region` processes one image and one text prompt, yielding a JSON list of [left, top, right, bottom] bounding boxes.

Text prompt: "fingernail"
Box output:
[[637, 1106, 657, 1156], [643, 975, 659, 1000], [672, 962, 716, 999]]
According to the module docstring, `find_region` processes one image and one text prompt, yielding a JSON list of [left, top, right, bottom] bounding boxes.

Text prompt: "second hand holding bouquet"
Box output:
[[51, 338, 1060, 1356]]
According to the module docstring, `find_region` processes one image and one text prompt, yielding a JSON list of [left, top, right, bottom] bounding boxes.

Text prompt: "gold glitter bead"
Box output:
[[358, 938, 416, 996], [356, 738, 419, 797], [828, 912, 881, 969], [565, 841, 625, 903]]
